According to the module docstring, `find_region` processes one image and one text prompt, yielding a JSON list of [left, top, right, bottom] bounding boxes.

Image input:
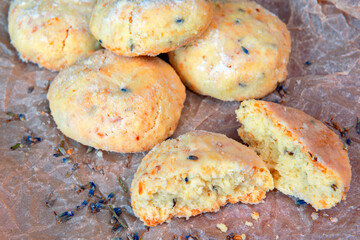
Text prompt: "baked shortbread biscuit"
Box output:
[[236, 100, 351, 210], [8, 0, 100, 71], [89, 0, 213, 56], [169, 0, 291, 101], [131, 131, 274, 226], [47, 49, 185, 153]]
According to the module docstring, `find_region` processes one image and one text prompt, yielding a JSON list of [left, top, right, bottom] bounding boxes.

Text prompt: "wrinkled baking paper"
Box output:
[[0, 0, 359, 239]]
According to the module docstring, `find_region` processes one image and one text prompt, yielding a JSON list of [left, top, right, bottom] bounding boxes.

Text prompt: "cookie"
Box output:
[[169, 0, 291, 101], [89, 0, 213, 56], [236, 100, 351, 210], [47, 49, 186, 153], [131, 131, 274, 226], [8, 0, 100, 71]]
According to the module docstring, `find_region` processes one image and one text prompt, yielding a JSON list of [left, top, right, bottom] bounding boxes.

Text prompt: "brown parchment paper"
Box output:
[[0, 0, 359, 239]]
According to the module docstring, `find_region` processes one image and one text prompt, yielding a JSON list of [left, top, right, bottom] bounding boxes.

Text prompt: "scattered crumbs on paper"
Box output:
[[330, 217, 338, 223], [251, 211, 260, 221], [216, 223, 228, 233], [96, 150, 103, 157], [311, 212, 319, 220], [245, 221, 253, 227]]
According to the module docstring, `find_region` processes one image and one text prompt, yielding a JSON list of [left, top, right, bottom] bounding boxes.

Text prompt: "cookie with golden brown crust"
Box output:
[[236, 100, 351, 210], [169, 0, 291, 101], [47, 49, 185, 153], [8, 0, 100, 71], [89, 0, 213, 56], [131, 131, 274, 226]]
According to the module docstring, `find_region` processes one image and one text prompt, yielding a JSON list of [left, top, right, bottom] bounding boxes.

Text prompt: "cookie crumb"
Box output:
[[96, 150, 103, 157], [311, 212, 319, 220], [216, 223, 228, 233], [245, 221, 253, 227], [251, 211, 259, 221], [330, 217, 338, 223]]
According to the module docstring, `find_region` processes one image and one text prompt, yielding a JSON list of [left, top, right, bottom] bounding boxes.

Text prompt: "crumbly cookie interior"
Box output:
[[236, 101, 343, 210], [134, 166, 273, 226]]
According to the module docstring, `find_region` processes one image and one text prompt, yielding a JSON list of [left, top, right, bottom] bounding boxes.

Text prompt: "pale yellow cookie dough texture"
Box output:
[[169, 0, 291, 101], [236, 100, 351, 210], [8, 0, 100, 71], [131, 131, 274, 226], [89, 0, 213, 56], [47, 49, 186, 153]]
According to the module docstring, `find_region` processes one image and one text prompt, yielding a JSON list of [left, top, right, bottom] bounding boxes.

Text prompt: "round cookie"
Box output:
[[236, 100, 351, 210], [8, 0, 100, 71], [89, 0, 213, 56], [169, 0, 291, 101], [131, 131, 274, 226], [47, 49, 186, 153]]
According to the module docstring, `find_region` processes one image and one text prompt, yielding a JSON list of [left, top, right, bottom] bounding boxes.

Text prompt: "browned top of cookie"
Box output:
[[47, 49, 186, 153], [258, 101, 351, 192]]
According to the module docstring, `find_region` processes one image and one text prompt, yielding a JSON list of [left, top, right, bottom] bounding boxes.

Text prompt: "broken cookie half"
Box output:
[[236, 100, 351, 210], [131, 131, 274, 226]]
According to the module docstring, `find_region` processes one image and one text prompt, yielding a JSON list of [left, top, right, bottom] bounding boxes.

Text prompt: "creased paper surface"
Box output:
[[0, 0, 359, 239]]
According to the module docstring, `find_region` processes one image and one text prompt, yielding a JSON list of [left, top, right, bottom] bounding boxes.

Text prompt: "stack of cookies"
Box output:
[[8, 0, 351, 227]]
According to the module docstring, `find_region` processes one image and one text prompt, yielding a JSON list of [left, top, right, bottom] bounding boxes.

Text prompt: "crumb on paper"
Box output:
[[96, 150, 103, 157], [228, 234, 246, 240], [311, 212, 319, 220], [251, 211, 259, 221], [216, 223, 228, 233], [245, 221, 253, 227], [330, 217, 338, 223]]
